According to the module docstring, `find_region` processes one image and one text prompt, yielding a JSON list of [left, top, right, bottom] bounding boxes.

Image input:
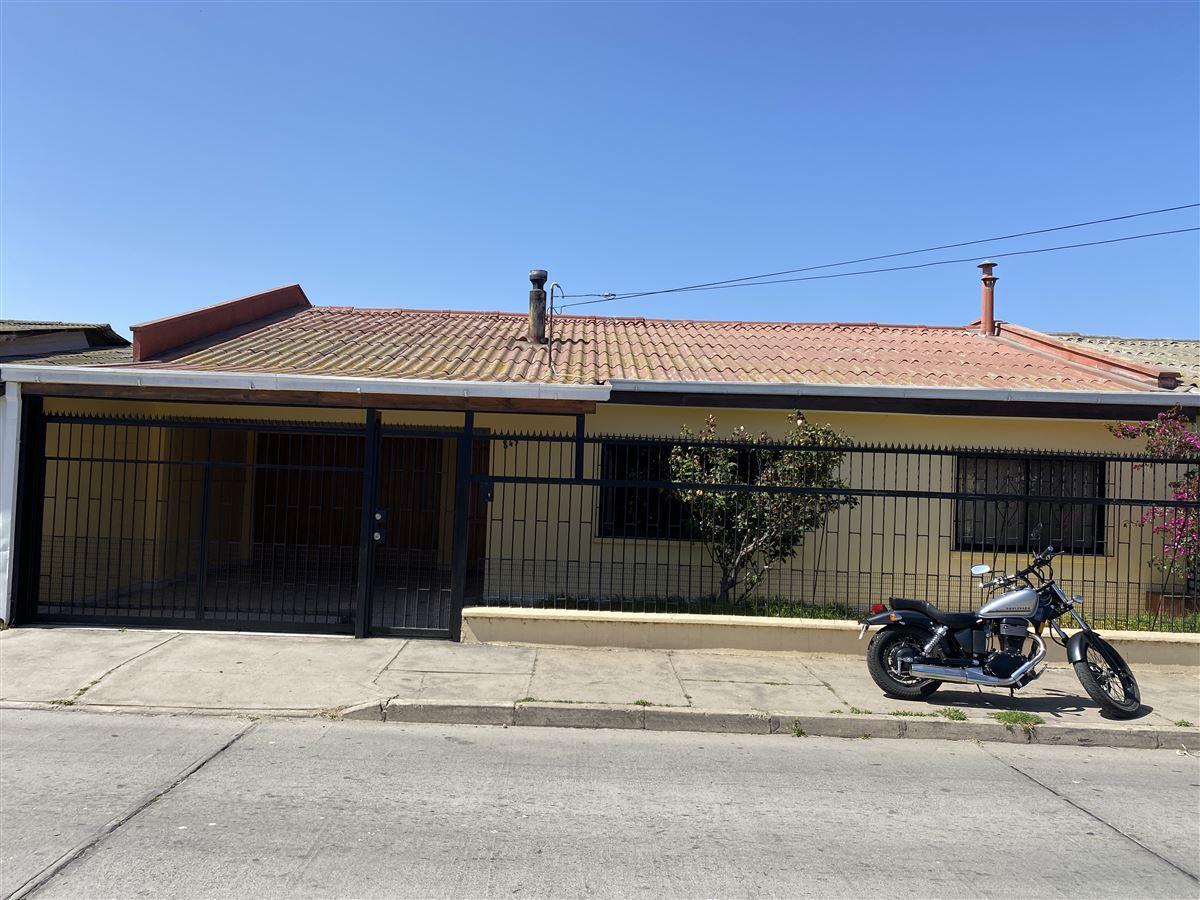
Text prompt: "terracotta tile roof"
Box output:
[[1052, 333, 1200, 391], [126, 305, 1171, 392]]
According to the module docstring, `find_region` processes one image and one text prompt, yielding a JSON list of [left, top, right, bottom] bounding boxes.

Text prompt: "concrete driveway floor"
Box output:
[[1, 626, 1197, 739]]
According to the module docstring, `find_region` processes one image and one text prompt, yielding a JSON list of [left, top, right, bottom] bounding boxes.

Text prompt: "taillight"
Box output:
[[870, 603, 886, 615]]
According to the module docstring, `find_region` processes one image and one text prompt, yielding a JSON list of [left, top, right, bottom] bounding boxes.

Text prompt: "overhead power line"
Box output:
[[561, 202, 1200, 307], [559, 226, 1200, 309]]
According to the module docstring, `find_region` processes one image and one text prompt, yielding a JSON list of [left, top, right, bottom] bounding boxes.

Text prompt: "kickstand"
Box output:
[[1009, 688, 1015, 698]]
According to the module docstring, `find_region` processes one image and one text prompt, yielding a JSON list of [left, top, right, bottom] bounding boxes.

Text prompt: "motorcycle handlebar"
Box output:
[[980, 547, 1058, 590]]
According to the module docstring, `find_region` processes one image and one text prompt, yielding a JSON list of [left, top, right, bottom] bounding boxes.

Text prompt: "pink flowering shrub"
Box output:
[[1108, 409, 1200, 592]]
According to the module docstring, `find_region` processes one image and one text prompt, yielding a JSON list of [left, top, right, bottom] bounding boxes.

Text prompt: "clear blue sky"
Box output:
[[2, 1, 1197, 339]]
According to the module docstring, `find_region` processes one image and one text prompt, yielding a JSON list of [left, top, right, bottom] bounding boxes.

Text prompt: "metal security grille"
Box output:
[[15, 408, 481, 638], [466, 431, 1199, 631], [25, 415, 367, 632], [15, 407, 1198, 636]]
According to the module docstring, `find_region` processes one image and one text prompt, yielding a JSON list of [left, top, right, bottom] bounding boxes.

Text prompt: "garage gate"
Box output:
[[12, 405, 488, 638]]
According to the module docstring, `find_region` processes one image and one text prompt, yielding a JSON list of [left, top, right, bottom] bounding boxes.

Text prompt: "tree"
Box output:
[[668, 412, 856, 605], [1109, 409, 1200, 595]]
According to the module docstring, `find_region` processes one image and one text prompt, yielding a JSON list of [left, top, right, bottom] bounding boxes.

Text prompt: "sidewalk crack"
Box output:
[[975, 743, 1199, 884], [523, 649, 540, 698], [8, 718, 258, 899], [793, 656, 850, 707], [664, 652, 692, 707], [370, 641, 410, 686], [66, 632, 181, 706]]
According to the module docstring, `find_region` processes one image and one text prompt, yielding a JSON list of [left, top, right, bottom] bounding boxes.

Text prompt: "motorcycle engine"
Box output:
[[983, 651, 1025, 679], [984, 620, 1030, 679]]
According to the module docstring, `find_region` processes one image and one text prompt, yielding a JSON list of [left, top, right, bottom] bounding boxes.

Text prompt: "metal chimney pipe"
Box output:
[[529, 269, 548, 344], [978, 260, 998, 336]]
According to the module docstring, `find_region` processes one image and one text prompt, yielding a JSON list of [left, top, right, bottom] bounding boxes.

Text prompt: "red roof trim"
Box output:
[[131, 285, 311, 361], [995, 321, 1179, 390]]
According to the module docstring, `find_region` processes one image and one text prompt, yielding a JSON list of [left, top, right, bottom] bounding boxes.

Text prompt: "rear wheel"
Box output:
[[867, 625, 941, 700], [1073, 635, 1141, 719]]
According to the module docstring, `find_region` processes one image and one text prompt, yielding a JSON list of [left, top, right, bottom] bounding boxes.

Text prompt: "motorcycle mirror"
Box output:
[[970, 564, 991, 577]]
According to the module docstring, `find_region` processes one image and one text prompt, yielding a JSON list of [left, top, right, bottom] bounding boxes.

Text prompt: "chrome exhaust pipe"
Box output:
[[908, 635, 1046, 687]]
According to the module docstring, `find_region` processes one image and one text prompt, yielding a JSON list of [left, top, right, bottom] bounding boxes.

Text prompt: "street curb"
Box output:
[[4, 699, 1195, 751], [385, 699, 515, 726], [515, 702, 644, 730], [350, 699, 1200, 749]]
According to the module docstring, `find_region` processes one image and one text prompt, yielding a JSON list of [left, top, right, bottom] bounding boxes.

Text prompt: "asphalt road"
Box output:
[[1, 710, 1197, 899]]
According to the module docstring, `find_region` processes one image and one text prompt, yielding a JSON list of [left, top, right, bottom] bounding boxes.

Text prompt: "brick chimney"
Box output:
[[978, 260, 998, 336], [528, 269, 548, 344]]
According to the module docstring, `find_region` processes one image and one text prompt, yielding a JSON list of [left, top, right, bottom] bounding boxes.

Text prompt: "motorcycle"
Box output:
[[858, 546, 1142, 719]]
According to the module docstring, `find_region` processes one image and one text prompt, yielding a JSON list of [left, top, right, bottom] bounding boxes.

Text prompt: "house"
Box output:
[[1051, 333, 1200, 392], [0, 321, 132, 635], [0, 267, 1194, 640]]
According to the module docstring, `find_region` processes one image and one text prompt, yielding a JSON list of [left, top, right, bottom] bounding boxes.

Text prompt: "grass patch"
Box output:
[[506, 597, 861, 621], [890, 709, 936, 718], [789, 720, 807, 737], [990, 710, 1043, 734], [48, 698, 75, 706], [938, 707, 967, 721], [848, 706, 873, 715], [1058, 611, 1200, 634], [1174, 719, 1193, 728], [632, 699, 652, 707], [827, 708, 844, 715]]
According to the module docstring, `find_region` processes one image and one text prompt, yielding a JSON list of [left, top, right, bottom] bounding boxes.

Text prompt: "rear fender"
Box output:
[[858, 609, 940, 641]]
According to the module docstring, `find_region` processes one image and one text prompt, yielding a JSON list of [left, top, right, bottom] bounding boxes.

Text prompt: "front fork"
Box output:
[[1046, 607, 1091, 644]]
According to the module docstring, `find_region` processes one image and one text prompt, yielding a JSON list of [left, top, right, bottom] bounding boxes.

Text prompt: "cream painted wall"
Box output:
[[472, 405, 1179, 618]]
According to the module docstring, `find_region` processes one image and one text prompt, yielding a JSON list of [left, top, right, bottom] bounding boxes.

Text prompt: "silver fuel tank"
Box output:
[[978, 586, 1038, 619]]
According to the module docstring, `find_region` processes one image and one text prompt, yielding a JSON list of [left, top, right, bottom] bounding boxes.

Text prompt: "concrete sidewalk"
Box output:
[[1, 626, 1197, 749]]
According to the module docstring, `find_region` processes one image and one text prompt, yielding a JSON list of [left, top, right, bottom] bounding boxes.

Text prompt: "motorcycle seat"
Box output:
[[889, 598, 978, 628]]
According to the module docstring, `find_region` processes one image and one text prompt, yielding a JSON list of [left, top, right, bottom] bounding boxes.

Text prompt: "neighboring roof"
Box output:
[[1052, 333, 1200, 391], [0, 320, 114, 334], [2, 345, 135, 367], [122, 303, 1174, 393], [0, 319, 131, 368]]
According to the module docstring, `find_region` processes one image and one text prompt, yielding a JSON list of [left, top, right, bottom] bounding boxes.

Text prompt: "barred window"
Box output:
[[955, 456, 1106, 554], [597, 443, 694, 540]]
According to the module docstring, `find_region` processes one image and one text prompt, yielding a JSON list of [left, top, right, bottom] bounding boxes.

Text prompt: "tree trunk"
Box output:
[[717, 570, 735, 605]]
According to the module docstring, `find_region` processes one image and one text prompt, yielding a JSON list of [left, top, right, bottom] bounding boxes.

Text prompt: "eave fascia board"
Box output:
[[606, 378, 1199, 407], [0, 364, 611, 401]]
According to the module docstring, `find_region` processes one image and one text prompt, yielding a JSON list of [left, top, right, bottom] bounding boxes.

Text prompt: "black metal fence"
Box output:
[[16, 409, 482, 637], [466, 431, 1199, 632], [16, 406, 1198, 636]]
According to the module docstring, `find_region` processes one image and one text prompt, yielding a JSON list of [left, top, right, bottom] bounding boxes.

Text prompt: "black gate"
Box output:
[[14, 405, 480, 638], [368, 424, 489, 636]]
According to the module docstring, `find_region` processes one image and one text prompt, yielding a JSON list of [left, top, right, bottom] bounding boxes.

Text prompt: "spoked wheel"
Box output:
[[867, 625, 941, 700], [1073, 635, 1141, 719]]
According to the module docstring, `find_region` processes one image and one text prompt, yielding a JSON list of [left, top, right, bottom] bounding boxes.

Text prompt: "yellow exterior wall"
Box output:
[[471, 405, 1179, 618], [35, 396, 1183, 620]]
